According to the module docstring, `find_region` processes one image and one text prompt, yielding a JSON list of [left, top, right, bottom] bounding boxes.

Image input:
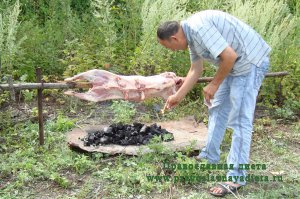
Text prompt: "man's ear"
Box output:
[[170, 35, 178, 41]]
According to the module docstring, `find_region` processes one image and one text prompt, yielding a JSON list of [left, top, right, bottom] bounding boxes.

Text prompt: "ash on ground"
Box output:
[[81, 123, 174, 146]]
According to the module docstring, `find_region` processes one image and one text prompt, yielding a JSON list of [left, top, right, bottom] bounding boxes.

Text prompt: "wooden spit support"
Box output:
[[0, 70, 289, 145], [0, 71, 290, 91]]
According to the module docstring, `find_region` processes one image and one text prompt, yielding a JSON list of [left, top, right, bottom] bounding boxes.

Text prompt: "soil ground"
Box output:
[[0, 96, 299, 199]]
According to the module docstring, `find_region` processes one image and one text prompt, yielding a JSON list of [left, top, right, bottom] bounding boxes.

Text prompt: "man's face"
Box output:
[[158, 36, 187, 51]]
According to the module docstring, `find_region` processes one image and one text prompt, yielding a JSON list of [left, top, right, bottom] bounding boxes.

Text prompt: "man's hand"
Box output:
[[203, 82, 219, 106], [161, 59, 203, 114], [161, 93, 183, 113]]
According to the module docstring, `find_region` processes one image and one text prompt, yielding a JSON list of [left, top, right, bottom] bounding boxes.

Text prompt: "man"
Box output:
[[157, 10, 271, 197]]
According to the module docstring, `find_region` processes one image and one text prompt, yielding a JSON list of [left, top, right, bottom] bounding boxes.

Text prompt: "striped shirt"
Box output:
[[181, 10, 271, 76]]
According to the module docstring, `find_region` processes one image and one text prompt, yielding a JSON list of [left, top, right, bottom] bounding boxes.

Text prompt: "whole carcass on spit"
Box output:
[[64, 69, 184, 102]]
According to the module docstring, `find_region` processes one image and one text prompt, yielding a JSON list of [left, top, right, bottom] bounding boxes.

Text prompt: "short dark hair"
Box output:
[[157, 21, 180, 40]]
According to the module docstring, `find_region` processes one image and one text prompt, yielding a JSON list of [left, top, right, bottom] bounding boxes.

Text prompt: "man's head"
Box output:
[[157, 21, 188, 51]]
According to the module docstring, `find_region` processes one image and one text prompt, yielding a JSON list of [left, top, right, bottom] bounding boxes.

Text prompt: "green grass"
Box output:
[[0, 100, 299, 198]]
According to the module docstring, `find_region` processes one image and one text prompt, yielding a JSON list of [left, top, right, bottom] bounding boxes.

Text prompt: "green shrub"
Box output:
[[110, 100, 136, 123], [129, 0, 190, 75], [228, 0, 299, 106], [0, 0, 25, 77]]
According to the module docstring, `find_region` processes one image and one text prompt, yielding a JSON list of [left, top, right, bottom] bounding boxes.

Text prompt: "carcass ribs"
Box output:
[[64, 69, 183, 102]]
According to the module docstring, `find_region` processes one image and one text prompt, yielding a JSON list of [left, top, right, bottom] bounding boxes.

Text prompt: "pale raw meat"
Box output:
[[64, 69, 184, 102]]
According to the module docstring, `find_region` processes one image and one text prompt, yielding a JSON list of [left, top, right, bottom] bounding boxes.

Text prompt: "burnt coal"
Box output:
[[81, 123, 174, 146]]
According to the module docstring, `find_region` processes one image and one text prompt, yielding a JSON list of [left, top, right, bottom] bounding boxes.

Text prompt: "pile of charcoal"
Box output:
[[81, 123, 174, 146]]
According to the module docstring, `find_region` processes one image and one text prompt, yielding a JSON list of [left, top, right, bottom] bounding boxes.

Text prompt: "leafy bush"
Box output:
[[128, 0, 190, 75], [110, 100, 136, 123], [15, 1, 85, 81], [47, 112, 75, 132], [0, 0, 25, 76], [273, 98, 300, 120], [227, 0, 299, 106], [229, 0, 297, 51]]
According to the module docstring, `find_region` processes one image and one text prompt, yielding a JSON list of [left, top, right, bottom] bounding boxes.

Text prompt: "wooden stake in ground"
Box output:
[[36, 68, 44, 145]]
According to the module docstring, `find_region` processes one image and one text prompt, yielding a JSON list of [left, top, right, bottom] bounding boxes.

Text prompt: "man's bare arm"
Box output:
[[162, 59, 204, 111], [176, 58, 204, 99], [203, 46, 237, 104], [212, 46, 237, 86]]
